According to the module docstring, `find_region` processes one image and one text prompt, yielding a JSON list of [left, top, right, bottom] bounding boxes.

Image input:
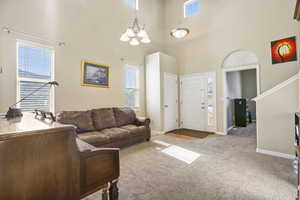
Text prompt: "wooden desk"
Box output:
[[0, 113, 119, 200], [0, 113, 75, 139]]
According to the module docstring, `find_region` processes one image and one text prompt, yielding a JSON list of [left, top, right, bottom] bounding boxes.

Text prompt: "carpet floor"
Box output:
[[84, 123, 296, 200]]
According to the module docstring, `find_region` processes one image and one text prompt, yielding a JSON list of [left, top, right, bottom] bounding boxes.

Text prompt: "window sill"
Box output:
[[128, 107, 140, 113]]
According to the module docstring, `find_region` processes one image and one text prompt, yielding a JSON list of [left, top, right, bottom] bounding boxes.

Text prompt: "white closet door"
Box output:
[[164, 73, 179, 132], [180, 74, 208, 131]]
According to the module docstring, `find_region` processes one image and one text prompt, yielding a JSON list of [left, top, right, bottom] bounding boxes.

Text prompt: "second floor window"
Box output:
[[124, 65, 139, 109], [184, 0, 200, 18], [124, 0, 138, 10], [17, 41, 55, 112]]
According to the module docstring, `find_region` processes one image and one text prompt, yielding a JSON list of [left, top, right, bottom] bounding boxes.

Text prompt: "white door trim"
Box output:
[[180, 71, 217, 132], [222, 64, 260, 135]]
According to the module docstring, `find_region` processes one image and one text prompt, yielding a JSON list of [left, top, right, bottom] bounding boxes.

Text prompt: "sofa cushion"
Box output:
[[92, 108, 117, 130], [113, 107, 136, 127], [120, 125, 146, 137], [56, 111, 95, 133], [77, 131, 110, 146], [100, 128, 131, 142]]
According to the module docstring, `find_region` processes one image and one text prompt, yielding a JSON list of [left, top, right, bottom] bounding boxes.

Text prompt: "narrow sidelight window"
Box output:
[[124, 65, 139, 109]]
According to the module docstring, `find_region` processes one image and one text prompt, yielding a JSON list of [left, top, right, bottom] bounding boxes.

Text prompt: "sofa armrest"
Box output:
[[76, 138, 97, 153], [79, 143, 120, 198], [135, 117, 151, 127]]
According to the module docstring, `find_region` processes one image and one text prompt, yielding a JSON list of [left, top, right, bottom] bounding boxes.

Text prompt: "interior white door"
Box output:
[[181, 74, 208, 131], [164, 73, 179, 132]]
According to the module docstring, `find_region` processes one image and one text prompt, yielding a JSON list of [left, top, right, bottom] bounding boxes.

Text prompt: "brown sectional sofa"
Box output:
[[57, 107, 151, 148]]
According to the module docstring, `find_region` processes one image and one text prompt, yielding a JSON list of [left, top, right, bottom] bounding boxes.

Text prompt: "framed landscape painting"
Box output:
[[271, 36, 297, 64], [81, 60, 109, 88]]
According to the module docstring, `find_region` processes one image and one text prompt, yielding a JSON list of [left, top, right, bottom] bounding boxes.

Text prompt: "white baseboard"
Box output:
[[227, 126, 234, 131], [216, 131, 227, 135], [151, 130, 165, 136], [256, 148, 294, 160]]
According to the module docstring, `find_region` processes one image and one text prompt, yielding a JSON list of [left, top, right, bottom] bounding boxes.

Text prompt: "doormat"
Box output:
[[168, 129, 214, 139]]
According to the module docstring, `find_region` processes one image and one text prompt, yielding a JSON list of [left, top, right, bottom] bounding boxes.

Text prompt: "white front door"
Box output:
[[181, 74, 207, 131], [164, 73, 179, 132]]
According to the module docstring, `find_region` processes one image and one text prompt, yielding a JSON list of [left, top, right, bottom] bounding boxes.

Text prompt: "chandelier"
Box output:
[[120, 16, 151, 46]]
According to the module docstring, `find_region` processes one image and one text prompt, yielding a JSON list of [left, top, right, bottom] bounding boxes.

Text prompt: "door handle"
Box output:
[[164, 105, 168, 108]]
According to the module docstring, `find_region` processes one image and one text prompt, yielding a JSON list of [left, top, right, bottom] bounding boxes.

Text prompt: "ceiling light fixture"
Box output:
[[120, 16, 151, 46], [170, 28, 190, 39]]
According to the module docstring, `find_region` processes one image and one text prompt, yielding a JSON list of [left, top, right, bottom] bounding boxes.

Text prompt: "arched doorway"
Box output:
[[222, 50, 260, 135]]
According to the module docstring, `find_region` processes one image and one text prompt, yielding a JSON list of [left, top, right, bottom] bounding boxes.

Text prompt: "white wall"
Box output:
[[164, 0, 300, 132], [223, 50, 259, 68], [241, 69, 257, 121], [226, 71, 242, 128], [1, 0, 299, 151], [0, 0, 165, 115], [226, 71, 242, 99], [256, 79, 298, 155]]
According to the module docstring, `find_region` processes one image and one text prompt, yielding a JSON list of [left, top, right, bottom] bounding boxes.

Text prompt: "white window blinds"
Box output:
[[17, 42, 54, 112]]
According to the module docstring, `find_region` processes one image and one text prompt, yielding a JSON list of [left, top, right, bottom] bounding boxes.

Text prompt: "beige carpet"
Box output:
[[84, 124, 296, 200]]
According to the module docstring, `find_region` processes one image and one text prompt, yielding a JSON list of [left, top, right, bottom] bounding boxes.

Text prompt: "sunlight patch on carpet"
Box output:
[[152, 140, 171, 147], [161, 145, 200, 164]]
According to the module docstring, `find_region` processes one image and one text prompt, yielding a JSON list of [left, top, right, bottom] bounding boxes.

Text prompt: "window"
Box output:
[[124, 65, 139, 109], [17, 41, 54, 112], [124, 0, 138, 10], [184, 0, 200, 18]]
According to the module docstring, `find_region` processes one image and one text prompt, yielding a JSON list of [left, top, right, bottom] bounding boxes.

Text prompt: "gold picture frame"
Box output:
[[81, 60, 110, 88]]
